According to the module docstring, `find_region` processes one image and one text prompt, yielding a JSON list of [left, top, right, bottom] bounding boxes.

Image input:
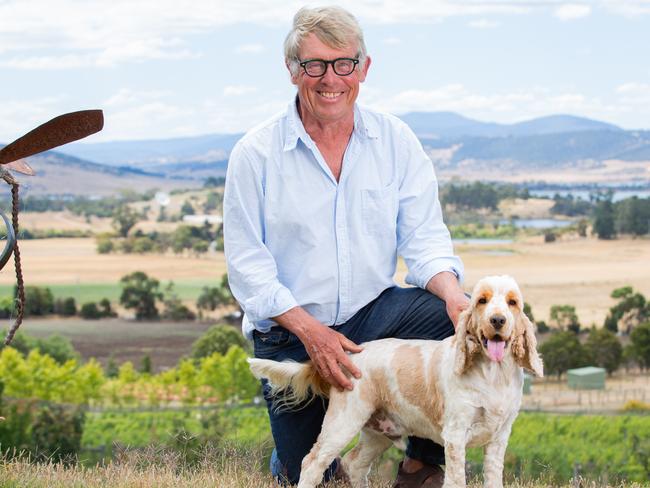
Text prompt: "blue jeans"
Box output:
[[253, 286, 455, 486]]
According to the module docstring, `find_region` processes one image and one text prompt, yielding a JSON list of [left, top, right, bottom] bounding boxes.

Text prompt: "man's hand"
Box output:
[[444, 291, 470, 328], [273, 307, 363, 391], [300, 324, 363, 391], [426, 270, 470, 329]]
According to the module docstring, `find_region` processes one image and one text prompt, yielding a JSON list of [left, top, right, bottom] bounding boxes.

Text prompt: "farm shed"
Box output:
[[567, 366, 606, 390]]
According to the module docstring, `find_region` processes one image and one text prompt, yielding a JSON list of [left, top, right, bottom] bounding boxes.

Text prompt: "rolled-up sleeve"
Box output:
[[396, 125, 464, 288], [223, 141, 298, 324]]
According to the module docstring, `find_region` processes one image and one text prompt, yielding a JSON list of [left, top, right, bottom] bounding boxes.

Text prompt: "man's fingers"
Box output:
[[327, 359, 353, 391], [338, 352, 362, 379], [339, 334, 363, 353]]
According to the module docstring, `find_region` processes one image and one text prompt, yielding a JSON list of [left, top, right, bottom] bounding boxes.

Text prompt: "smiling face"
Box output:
[[289, 33, 370, 127], [468, 275, 523, 363]]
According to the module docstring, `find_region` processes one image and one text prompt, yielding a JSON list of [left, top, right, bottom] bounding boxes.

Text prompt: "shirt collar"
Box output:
[[283, 97, 378, 152]]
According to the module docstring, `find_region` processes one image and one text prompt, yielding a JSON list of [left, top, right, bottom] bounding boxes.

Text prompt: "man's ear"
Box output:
[[286, 60, 299, 85], [358, 55, 371, 82]]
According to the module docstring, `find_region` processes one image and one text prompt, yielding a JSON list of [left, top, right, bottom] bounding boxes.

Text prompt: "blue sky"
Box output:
[[1, 0, 649, 142]]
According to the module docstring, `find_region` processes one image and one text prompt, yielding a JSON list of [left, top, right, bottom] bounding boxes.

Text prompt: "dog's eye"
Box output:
[[478, 297, 487, 304], [508, 299, 517, 306]]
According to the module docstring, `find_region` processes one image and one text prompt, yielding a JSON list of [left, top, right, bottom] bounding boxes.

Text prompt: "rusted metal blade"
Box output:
[[0, 109, 104, 165], [4, 159, 35, 176]]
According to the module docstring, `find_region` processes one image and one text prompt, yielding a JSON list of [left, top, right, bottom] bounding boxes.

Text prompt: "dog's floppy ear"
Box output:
[[454, 308, 481, 375], [512, 310, 544, 377]]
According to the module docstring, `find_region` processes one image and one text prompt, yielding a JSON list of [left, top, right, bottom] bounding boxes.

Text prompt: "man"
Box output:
[[224, 6, 468, 487]]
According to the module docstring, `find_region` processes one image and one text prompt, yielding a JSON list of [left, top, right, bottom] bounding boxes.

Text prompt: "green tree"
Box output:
[[630, 323, 650, 370], [22, 286, 54, 316], [111, 204, 140, 238], [139, 354, 152, 375], [54, 297, 77, 316], [549, 304, 581, 333], [604, 286, 648, 334], [203, 191, 222, 212], [180, 200, 195, 215], [80, 302, 101, 319], [99, 298, 117, 317], [592, 198, 616, 239], [538, 331, 589, 380], [119, 271, 163, 320], [106, 355, 119, 378], [191, 324, 250, 360], [584, 328, 623, 375], [162, 282, 196, 321], [615, 196, 650, 236]]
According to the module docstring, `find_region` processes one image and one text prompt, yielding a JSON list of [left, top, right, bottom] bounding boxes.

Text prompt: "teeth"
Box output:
[[319, 91, 342, 99]]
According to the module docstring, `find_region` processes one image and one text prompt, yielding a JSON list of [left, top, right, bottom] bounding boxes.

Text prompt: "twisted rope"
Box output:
[[3, 177, 24, 345]]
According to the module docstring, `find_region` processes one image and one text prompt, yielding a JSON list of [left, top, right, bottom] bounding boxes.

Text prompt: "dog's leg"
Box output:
[[442, 438, 467, 488], [482, 437, 507, 488], [297, 393, 372, 488], [340, 428, 393, 488]]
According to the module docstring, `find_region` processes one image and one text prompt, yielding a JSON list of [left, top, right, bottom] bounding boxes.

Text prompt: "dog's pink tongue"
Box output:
[[487, 340, 506, 362]]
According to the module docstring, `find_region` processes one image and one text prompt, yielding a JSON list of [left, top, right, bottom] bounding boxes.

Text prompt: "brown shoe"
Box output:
[[391, 461, 444, 488]]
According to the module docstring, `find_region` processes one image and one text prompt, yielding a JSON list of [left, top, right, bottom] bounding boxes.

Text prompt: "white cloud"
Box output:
[[382, 37, 402, 45], [554, 3, 592, 21], [0, 97, 66, 143], [359, 83, 647, 128], [468, 19, 500, 29], [236, 43, 266, 54], [223, 85, 258, 96]]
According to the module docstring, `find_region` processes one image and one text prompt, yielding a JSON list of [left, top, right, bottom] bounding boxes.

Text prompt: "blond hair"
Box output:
[[284, 6, 367, 75]]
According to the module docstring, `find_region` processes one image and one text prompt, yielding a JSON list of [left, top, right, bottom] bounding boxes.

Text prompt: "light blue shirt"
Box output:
[[224, 100, 464, 338]]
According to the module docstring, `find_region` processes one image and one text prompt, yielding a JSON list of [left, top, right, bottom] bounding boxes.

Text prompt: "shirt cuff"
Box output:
[[405, 257, 465, 289], [242, 283, 298, 324]]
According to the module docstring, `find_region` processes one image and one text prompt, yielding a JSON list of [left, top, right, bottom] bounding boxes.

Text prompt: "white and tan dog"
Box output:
[[249, 275, 543, 488]]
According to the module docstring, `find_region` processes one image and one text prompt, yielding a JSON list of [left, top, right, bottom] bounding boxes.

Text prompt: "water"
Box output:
[[501, 218, 575, 229], [530, 189, 650, 203]]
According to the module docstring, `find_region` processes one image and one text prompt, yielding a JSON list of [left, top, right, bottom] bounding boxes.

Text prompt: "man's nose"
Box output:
[[320, 64, 339, 83], [489, 314, 506, 329]]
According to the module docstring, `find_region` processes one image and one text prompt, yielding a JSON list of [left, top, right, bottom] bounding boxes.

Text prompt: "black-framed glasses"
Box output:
[[299, 58, 359, 77]]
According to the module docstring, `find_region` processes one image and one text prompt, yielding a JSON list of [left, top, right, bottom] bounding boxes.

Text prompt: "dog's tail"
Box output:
[[248, 358, 330, 410]]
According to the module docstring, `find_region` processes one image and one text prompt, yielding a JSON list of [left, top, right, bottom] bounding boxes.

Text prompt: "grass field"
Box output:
[[0, 280, 220, 304]]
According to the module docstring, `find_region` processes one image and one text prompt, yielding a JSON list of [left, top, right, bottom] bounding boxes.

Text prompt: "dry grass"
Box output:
[[0, 447, 646, 488], [439, 159, 650, 185], [0, 238, 227, 284]]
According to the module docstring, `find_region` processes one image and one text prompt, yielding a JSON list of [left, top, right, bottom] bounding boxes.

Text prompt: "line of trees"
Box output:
[[536, 286, 650, 379]]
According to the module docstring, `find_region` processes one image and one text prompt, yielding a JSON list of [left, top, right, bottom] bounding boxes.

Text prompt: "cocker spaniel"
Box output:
[[249, 275, 543, 488]]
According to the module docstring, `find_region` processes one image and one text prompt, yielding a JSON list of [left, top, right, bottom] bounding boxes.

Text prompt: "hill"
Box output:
[[3, 150, 202, 196]]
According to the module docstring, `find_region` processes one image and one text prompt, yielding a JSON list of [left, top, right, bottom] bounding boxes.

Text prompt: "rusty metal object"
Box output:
[[0, 110, 104, 165], [0, 109, 104, 345]]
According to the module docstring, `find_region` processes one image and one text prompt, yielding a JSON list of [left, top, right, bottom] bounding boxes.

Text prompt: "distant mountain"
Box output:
[[3, 150, 202, 196], [399, 112, 622, 138], [62, 133, 241, 167], [420, 130, 650, 166], [40, 111, 649, 191]]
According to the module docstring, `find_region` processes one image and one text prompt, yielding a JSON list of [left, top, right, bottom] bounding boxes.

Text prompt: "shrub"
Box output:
[[54, 297, 77, 316], [23, 286, 54, 316], [191, 325, 250, 360], [96, 236, 114, 254], [80, 302, 102, 319]]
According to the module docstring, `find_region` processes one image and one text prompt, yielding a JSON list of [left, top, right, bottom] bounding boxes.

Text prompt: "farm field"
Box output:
[[16, 318, 215, 370], [3, 235, 647, 326]]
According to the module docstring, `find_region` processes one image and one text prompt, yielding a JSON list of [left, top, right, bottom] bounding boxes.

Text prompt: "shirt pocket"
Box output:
[[361, 182, 398, 236]]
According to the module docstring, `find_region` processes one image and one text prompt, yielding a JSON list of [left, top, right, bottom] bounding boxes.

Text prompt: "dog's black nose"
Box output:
[[490, 315, 506, 329]]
